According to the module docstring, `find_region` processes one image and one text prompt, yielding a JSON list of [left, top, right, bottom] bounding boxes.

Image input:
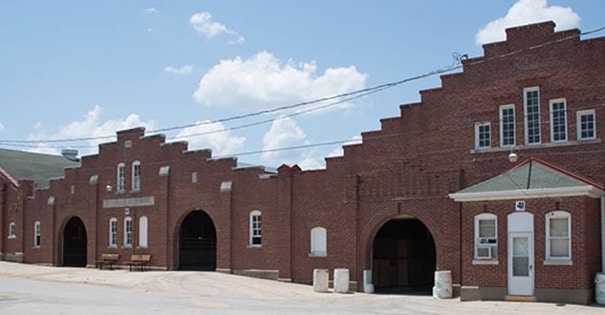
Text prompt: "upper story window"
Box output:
[[577, 110, 596, 141], [109, 218, 118, 247], [550, 98, 567, 143], [474, 213, 497, 260], [524, 87, 541, 145], [546, 211, 571, 261], [249, 210, 262, 247], [34, 221, 41, 247], [124, 217, 133, 247], [132, 161, 141, 192], [474, 122, 491, 150], [8, 222, 16, 239], [499, 105, 515, 147], [117, 163, 126, 193], [310, 227, 327, 257]]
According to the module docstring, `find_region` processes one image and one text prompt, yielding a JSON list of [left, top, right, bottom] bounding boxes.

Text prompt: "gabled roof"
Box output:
[[449, 158, 604, 202], [0, 148, 80, 189]]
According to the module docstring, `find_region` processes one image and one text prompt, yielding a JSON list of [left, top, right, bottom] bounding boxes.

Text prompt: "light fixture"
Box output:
[[508, 147, 518, 163], [105, 182, 112, 192]]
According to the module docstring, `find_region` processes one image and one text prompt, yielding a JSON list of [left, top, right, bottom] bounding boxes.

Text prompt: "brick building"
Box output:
[[1, 22, 604, 304]]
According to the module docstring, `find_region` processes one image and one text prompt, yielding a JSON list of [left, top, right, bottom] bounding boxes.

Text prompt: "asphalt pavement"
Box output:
[[0, 261, 603, 314]]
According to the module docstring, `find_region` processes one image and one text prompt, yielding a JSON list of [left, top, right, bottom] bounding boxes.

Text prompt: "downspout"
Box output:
[[601, 196, 604, 272]]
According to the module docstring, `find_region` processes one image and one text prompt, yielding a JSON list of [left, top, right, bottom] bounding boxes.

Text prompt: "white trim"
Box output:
[[524, 87, 541, 145], [499, 104, 516, 147], [249, 210, 262, 247], [577, 109, 596, 141], [549, 98, 567, 143], [545, 210, 571, 261], [450, 185, 603, 202], [474, 122, 491, 150]]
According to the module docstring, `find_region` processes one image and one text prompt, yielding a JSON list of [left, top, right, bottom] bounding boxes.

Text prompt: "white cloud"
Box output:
[[0, 122, 4, 131], [476, 0, 580, 45], [173, 120, 245, 156], [144, 8, 157, 14], [193, 51, 367, 113], [27, 106, 155, 156], [262, 116, 306, 162], [189, 12, 245, 44], [165, 64, 195, 75], [326, 135, 362, 158]]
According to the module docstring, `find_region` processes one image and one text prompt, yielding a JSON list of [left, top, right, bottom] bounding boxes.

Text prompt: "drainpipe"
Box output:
[[601, 196, 605, 272]]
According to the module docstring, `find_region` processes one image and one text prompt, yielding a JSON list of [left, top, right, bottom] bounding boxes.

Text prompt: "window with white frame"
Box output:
[[577, 110, 596, 141], [550, 98, 567, 142], [249, 210, 262, 246], [34, 221, 41, 247], [132, 161, 141, 192], [474, 213, 497, 260], [499, 105, 515, 147], [8, 222, 16, 239], [475, 122, 491, 150], [109, 218, 117, 247], [124, 217, 133, 247], [546, 211, 571, 260], [34, 221, 40, 247], [117, 163, 126, 193], [310, 227, 327, 257], [139, 216, 148, 248], [524, 87, 541, 145]]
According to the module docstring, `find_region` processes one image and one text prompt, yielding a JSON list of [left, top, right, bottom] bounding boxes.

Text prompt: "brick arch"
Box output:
[[172, 208, 217, 271]]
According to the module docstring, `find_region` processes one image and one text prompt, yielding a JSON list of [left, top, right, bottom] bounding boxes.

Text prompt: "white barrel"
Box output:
[[363, 269, 374, 293], [432, 270, 452, 299], [596, 273, 605, 305], [313, 269, 329, 292], [334, 268, 350, 293]]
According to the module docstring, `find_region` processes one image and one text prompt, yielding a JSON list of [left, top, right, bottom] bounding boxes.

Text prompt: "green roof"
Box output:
[[450, 158, 604, 201], [0, 148, 80, 189]]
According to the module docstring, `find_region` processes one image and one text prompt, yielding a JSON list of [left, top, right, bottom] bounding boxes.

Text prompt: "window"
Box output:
[[577, 110, 596, 140], [310, 227, 327, 257], [474, 213, 497, 260], [34, 221, 41, 247], [475, 122, 491, 149], [124, 217, 133, 247], [139, 216, 148, 248], [524, 87, 541, 145], [546, 211, 571, 260], [117, 163, 126, 193], [8, 222, 16, 239], [132, 161, 141, 192], [109, 218, 118, 247], [550, 99, 567, 142], [500, 105, 515, 147], [249, 210, 262, 246]]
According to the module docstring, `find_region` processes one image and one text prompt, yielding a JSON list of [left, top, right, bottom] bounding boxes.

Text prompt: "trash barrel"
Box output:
[[334, 268, 350, 293], [596, 273, 605, 305], [433, 270, 452, 299], [313, 269, 329, 292]]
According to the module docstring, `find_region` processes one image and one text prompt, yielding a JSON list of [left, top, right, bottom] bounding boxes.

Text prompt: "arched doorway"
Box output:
[[178, 210, 217, 270], [62, 217, 87, 267], [372, 218, 436, 294]]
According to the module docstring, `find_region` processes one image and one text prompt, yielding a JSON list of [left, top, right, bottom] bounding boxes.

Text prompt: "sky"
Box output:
[[0, 0, 603, 170]]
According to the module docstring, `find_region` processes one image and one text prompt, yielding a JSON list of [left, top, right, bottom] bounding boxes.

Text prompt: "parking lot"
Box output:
[[0, 261, 603, 314]]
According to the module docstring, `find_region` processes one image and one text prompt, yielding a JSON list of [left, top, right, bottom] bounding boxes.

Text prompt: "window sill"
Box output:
[[472, 260, 498, 265], [470, 138, 601, 154], [543, 260, 572, 266], [309, 252, 327, 257], [247, 245, 262, 249]]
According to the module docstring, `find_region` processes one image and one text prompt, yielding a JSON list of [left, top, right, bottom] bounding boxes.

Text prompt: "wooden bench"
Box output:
[[126, 254, 151, 271], [95, 253, 119, 270]]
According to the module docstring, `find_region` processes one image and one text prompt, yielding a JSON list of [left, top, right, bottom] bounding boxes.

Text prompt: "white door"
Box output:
[[508, 232, 533, 296]]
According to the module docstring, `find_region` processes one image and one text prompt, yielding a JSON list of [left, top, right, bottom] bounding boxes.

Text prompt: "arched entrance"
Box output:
[[62, 217, 87, 267], [178, 210, 217, 270], [372, 218, 436, 294]]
